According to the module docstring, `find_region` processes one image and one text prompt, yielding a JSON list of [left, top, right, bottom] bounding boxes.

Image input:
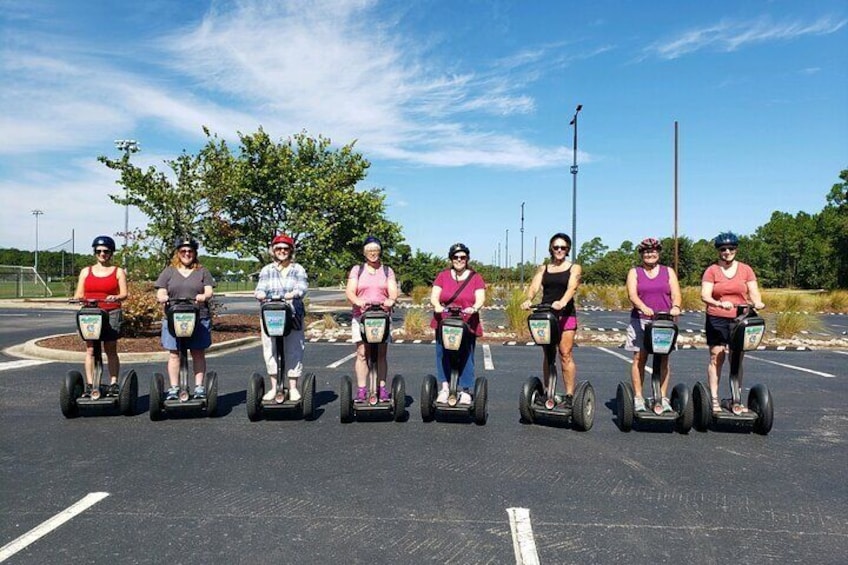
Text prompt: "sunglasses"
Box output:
[[273, 245, 291, 252], [179, 248, 195, 255], [551, 245, 569, 251], [94, 249, 112, 255], [718, 246, 737, 252], [451, 255, 468, 261]]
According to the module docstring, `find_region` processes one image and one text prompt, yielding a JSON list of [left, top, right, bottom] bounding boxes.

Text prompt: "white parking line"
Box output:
[[0, 359, 52, 373], [0, 492, 109, 562], [483, 344, 494, 370], [746, 354, 835, 378], [597, 347, 653, 373], [835, 351, 848, 357], [507, 507, 540, 565], [326, 352, 356, 369]]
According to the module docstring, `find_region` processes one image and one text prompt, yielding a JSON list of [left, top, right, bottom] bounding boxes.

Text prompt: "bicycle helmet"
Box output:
[[636, 237, 662, 253], [363, 236, 382, 249], [271, 234, 295, 250], [448, 242, 470, 259], [174, 236, 199, 251], [91, 236, 116, 251], [713, 232, 739, 249]]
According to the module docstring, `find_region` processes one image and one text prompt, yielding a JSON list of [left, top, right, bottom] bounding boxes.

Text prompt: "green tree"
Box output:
[[577, 236, 607, 266], [821, 169, 848, 288]]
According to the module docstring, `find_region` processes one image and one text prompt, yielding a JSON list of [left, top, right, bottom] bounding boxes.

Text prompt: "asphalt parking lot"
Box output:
[[1, 326, 846, 564]]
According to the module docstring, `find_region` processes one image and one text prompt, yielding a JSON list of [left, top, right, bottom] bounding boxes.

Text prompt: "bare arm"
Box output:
[[746, 280, 765, 309], [430, 285, 444, 313], [668, 268, 682, 315], [73, 269, 87, 301], [520, 266, 545, 310]]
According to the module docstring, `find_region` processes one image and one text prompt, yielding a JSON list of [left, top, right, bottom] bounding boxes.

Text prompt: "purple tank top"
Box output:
[[631, 265, 672, 319]]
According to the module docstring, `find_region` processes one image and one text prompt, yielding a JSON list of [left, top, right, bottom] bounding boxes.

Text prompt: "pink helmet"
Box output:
[[636, 238, 662, 253]]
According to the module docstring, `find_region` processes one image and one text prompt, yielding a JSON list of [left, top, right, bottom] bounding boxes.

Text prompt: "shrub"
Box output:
[[321, 313, 339, 331], [680, 286, 702, 311], [504, 289, 530, 338], [121, 281, 160, 337], [771, 312, 816, 339], [400, 279, 415, 295], [410, 285, 430, 305], [402, 308, 430, 338]]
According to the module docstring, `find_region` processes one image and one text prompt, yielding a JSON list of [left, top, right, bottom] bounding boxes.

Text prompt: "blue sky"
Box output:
[[2, 0, 846, 266]]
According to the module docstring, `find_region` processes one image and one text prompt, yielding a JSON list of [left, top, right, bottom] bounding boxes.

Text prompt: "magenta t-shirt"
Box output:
[[349, 264, 395, 317], [631, 265, 672, 319], [430, 269, 486, 336]]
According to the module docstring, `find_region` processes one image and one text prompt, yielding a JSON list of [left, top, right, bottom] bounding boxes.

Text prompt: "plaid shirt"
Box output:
[[255, 262, 308, 320]]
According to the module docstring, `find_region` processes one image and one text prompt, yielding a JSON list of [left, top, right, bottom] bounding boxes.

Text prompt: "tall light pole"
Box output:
[[520, 202, 525, 285], [32, 209, 44, 274], [505, 229, 509, 271], [569, 104, 583, 262], [114, 139, 140, 265]]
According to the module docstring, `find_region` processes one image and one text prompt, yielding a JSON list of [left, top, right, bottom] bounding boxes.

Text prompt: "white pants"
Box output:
[[261, 329, 305, 378]]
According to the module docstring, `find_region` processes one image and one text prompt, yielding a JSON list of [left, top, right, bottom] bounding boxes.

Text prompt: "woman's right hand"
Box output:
[[719, 300, 733, 310], [255, 291, 267, 301], [433, 304, 444, 314], [520, 300, 531, 310]]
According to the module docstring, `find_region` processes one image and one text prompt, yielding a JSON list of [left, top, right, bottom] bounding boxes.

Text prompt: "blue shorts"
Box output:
[[160, 317, 212, 351]]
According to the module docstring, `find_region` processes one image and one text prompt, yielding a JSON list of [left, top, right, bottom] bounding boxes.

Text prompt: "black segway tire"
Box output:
[[391, 375, 406, 422], [60, 370, 84, 419], [749, 384, 773, 435], [119, 369, 138, 416], [519, 377, 543, 424], [247, 372, 264, 422], [421, 375, 437, 422], [692, 382, 711, 432], [302, 373, 316, 420], [572, 381, 595, 431], [340, 375, 353, 423], [205, 372, 218, 417], [671, 383, 693, 434], [473, 377, 488, 426], [616, 381, 634, 432], [150, 373, 165, 421]]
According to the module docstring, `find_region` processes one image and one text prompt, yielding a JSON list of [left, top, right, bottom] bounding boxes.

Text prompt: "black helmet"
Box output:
[[713, 232, 739, 248], [91, 236, 116, 251], [174, 236, 199, 251], [448, 242, 470, 259]]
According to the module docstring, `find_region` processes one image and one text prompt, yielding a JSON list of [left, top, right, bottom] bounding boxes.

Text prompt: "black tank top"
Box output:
[[541, 265, 576, 318]]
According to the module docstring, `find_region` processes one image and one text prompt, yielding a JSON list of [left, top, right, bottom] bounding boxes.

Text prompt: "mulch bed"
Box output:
[[37, 314, 261, 353]]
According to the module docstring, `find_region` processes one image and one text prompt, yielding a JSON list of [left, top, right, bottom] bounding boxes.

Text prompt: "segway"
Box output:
[[421, 306, 487, 425], [247, 295, 315, 421], [615, 313, 693, 433], [60, 299, 138, 418], [518, 305, 594, 430], [340, 304, 406, 423], [149, 299, 218, 420], [693, 305, 773, 435]]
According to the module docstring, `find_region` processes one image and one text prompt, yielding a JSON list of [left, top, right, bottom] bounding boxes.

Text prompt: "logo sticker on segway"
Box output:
[[651, 328, 675, 355], [78, 314, 103, 341], [172, 312, 197, 338], [364, 318, 386, 343], [442, 325, 463, 351], [529, 319, 552, 345], [743, 325, 765, 350], [264, 310, 287, 337]]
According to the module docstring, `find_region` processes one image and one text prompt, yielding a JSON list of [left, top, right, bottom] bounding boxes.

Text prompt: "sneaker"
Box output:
[[633, 396, 646, 412], [378, 386, 390, 401], [661, 397, 673, 413], [559, 394, 574, 409], [262, 388, 276, 401], [193, 385, 206, 399], [355, 387, 368, 402], [82, 384, 93, 398], [108, 383, 120, 397], [458, 391, 472, 405], [165, 386, 179, 400], [436, 389, 449, 404], [288, 388, 301, 402]]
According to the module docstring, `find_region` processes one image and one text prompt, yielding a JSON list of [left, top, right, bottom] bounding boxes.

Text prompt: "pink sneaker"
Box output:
[[355, 387, 368, 402], [378, 386, 390, 401]]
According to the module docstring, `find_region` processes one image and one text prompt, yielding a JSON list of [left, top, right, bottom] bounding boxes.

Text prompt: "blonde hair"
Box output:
[[170, 249, 202, 270]]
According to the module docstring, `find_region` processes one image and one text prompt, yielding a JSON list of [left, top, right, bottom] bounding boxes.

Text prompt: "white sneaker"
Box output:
[[633, 396, 646, 412], [288, 388, 301, 402], [458, 391, 472, 405], [436, 389, 449, 403], [262, 389, 276, 401]]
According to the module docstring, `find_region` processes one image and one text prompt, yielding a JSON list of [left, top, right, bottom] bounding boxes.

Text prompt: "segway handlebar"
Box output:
[[68, 298, 101, 308]]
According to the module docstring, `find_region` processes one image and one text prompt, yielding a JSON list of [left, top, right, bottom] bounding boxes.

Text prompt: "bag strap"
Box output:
[[357, 263, 389, 280], [443, 270, 476, 307]]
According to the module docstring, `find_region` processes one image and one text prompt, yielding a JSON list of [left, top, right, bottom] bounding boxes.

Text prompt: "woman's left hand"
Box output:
[[462, 307, 476, 315], [195, 293, 206, 303], [753, 301, 765, 310], [551, 300, 563, 310]]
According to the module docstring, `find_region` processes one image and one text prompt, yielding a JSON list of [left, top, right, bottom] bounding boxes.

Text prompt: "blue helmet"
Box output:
[[713, 232, 739, 248], [91, 236, 116, 251], [363, 236, 382, 249]]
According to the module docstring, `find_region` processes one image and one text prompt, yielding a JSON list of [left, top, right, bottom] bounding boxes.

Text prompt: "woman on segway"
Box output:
[[154, 237, 216, 400], [521, 233, 582, 408], [73, 235, 128, 397], [430, 243, 486, 405], [700, 232, 765, 414], [345, 236, 398, 402], [254, 234, 308, 401], [625, 237, 682, 413]]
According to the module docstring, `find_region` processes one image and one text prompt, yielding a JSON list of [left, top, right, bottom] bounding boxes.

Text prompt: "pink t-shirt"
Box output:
[[430, 269, 486, 336], [702, 262, 757, 318], [349, 264, 396, 317]]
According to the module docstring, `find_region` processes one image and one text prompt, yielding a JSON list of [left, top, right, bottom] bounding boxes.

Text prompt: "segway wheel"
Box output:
[[340, 375, 353, 423], [302, 373, 316, 420], [60, 370, 84, 419], [615, 381, 634, 432], [205, 372, 219, 417], [149, 373, 165, 421], [473, 377, 488, 426], [391, 375, 406, 422], [749, 384, 773, 435], [247, 372, 264, 422], [572, 381, 595, 432], [519, 377, 543, 424], [671, 383, 693, 434], [421, 375, 437, 422], [692, 382, 711, 432], [118, 369, 138, 416]]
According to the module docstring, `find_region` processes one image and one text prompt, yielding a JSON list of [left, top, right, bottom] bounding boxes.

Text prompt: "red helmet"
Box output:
[[637, 238, 662, 253], [271, 234, 295, 250]]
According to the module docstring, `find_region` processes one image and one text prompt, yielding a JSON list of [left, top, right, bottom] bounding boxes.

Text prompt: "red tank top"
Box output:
[[84, 267, 121, 310]]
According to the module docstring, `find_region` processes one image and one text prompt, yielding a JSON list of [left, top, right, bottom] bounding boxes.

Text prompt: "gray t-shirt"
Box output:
[[154, 266, 216, 319]]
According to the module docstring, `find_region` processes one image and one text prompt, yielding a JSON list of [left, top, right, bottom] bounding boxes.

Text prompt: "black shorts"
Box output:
[[705, 315, 732, 347], [100, 309, 123, 342]]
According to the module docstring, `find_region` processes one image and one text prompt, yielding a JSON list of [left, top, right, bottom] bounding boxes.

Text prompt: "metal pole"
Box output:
[[674, 121, 679, 274], [569, 104, 582, 262], [520, 202, 525, 285], [114, 139, 139, 267], [505, 229, 509, 271], [32, 209, 44, 274]]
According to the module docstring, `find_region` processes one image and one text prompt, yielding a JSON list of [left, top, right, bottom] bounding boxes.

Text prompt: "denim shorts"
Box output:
[[160, 317, 212, 351]]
